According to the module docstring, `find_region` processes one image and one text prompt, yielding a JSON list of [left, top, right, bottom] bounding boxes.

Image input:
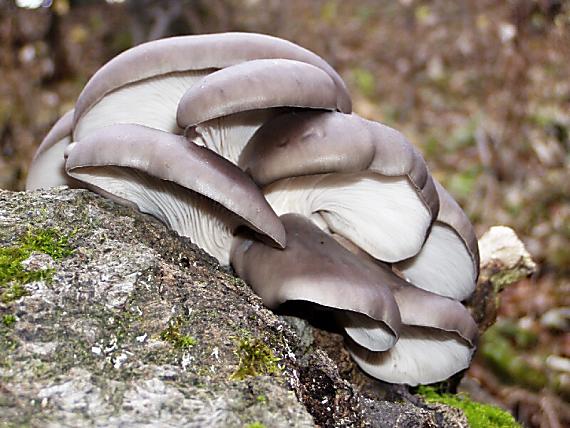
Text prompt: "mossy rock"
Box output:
[[0, 188, 516, 427]]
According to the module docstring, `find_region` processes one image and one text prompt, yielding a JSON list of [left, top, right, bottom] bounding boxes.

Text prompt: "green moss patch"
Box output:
[[230, 334, 280, 381], [418, 386, 521, 428], [0, 227, 74, 302], [244, 422, 266, 428], [160, 316, 197, 350], [18, 227, 74, 260], [2, 314, 16, 327]]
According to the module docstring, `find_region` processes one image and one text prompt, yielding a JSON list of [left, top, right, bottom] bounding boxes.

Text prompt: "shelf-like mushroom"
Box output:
[[27, 31, 481, 387], [240, 111, 439, 263], [65, 123, 285, 265], [231, 214, 402, 352], [396, 181, 480, 300], [73, 32, 351, 142]]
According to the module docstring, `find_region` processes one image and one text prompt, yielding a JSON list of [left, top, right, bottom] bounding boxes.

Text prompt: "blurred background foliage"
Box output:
[[0, 0, 568, 426]]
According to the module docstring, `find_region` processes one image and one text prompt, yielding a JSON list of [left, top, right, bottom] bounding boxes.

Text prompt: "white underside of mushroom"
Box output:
[[190, 109, 277, 165], [264, 172, 432, 262], [349, 326, 473, 385], [69, 166, 235, 265], [26, 138, 71, 190], [337, 311, 397, 352], [397, 223, 477, 301], [74, 71, 210, 141]]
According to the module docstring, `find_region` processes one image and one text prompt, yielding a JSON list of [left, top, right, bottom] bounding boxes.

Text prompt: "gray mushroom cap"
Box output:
[[434, 180, 480, 271], [396, 180, 479, 300], [239, 110, 374, 183], [347, 278, 478, 385], [240, 111, 438, 217], [26, 110, 78, 190], [239, 111, 438, 263], [74, 32, 351, 131], [65, 123, 286, 264], [176, 59, 339, 129], [231, 213, 401, 351], [332, 230, 478, 385], [175, 59, 342, 165], [348, 325, 476, 386], [391, 283, 478, 345]]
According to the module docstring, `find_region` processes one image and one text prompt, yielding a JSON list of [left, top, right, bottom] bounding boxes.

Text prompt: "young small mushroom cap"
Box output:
[[391, 283, 478, 345], [73, 32, 351, 141], [239, 110, 375, 184], [26, 110, 78, 190], [177, 59, 339, 127], [348, 326, 475, 386], [347, 268, 478, 385], [64, 124, 285, 265], [230, 213, 401, 351], [176, 59, 341, 164], [396, 180, 479, 300], [240, 111, 438, 262]]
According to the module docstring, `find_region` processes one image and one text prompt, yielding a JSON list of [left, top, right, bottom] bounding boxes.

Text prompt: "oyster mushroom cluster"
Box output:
[[26, 32, 479, 386]]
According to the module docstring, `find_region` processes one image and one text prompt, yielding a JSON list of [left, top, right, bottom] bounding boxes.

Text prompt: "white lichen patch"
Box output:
[[20, 252, 55, 272], [37, 368, 112, 422], [21, 341, 58, 356]]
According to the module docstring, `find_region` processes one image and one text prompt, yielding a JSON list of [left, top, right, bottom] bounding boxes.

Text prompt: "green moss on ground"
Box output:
[[418, 386, 521, 428], [2, 314, 16, 327], [0, 227, 74, 302], [230, 334, 280, 381], [480, 325, 547, 390], [244, 422, 266, 428], [160, 316, 197, 350], [492, 319, 538, 349]]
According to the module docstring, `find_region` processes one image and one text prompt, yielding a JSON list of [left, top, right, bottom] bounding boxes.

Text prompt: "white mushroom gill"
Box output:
[[190, 109, 276, 165], [74, 70, 210, 141], [71, 166, 235, 264], [337, 311, 398, 352], [26, 138, 71, 190], [264, 172, 432, 263], [349, 327, 474, 385], [397, 223, 477, 300]]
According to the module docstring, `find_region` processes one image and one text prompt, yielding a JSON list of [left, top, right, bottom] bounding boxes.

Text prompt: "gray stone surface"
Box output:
[[0, 188, 469, 427]]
